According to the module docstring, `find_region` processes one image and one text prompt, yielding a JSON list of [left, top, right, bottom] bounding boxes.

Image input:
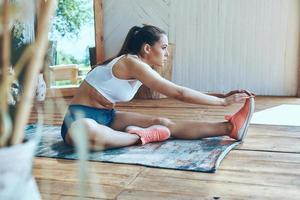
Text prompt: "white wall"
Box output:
[[103, 0, 300, 96]]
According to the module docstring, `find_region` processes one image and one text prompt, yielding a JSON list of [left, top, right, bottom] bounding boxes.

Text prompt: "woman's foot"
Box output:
[[125, 125, 171, 145], [225, 97, 255, 141]]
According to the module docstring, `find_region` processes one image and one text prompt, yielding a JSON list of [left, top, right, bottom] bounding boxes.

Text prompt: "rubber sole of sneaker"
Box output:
[[236, 97, 255, 141]]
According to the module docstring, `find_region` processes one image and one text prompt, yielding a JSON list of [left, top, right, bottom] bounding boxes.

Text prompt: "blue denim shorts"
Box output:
[[61, 104, 116, 144]]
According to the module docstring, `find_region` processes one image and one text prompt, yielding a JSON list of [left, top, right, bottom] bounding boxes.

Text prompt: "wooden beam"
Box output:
[[35, 0, 46, 35], [94, 0, 105, 63]]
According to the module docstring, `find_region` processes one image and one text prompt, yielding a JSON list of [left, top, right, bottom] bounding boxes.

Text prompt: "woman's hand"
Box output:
[[223, 90, 255, 106]]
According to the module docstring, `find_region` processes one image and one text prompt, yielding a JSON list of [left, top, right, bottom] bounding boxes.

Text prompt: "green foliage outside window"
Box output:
[[51, 0, 92, 39]]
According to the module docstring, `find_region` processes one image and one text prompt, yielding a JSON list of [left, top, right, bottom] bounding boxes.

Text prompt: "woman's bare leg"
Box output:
[[111, 111, 233, 140], [66, 118, 140, 151], [162, 120, 233, 139], [66, 112, 233, 151]]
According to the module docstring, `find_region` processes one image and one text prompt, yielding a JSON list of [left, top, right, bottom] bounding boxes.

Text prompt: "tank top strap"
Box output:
[[107, 54, 126, 68], [107, 54, 140, 69]]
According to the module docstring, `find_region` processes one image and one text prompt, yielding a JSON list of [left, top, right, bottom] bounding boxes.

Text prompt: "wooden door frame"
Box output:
[[298, 59, 300, 97], [298, 70, 300, 97], [94, 0, 105, 64]]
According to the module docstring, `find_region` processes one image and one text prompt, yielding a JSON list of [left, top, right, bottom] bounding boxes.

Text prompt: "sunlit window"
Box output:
[[47, 0, 95, 88]]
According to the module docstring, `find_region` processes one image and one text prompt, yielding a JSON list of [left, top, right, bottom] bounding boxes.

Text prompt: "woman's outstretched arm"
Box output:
[[178, 86, 225, 106], [129, 58, 250, 106], [127, 59, 225, 106]]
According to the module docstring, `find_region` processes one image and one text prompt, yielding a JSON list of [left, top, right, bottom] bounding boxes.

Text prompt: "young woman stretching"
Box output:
[[61, 25, 255, 150]]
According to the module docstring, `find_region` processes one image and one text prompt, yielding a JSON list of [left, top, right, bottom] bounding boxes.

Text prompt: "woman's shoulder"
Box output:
[[105, 54, 138, 68], [114, 54, 142, 70], [112, 54, 152, 80]]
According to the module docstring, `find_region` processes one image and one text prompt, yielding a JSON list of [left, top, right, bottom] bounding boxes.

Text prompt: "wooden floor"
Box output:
[[30, 97, 300, 200]]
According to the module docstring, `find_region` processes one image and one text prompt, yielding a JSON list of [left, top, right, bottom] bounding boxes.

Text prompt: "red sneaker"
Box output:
[[225, 97, 255, 141], [125, 125, 171, 145]]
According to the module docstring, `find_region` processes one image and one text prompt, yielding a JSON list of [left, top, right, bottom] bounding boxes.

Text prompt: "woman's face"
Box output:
[[147, 34, 169, 67]]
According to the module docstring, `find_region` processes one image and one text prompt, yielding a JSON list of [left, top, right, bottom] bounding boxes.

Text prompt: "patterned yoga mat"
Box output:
[[25, 124, 240, 173]]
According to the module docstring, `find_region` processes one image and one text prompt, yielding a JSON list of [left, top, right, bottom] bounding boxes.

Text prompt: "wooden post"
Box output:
[[298, 43, 300, 97], [1, 0, 10, 113], [94, 0, 105, 63], [135, 43, 175, 99]]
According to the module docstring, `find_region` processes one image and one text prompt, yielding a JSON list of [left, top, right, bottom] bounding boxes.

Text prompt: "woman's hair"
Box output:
[[97, 25, 166, 66]]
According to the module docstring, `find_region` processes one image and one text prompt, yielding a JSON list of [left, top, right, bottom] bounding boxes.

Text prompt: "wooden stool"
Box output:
[[48, 64, 78, 86]]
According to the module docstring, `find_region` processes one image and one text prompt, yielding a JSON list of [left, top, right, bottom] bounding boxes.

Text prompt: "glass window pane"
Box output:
[[48, 0, 95, 87]]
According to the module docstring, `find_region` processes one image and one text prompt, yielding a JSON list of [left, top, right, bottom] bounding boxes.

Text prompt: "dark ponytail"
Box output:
[[97, 24, 166, 66]]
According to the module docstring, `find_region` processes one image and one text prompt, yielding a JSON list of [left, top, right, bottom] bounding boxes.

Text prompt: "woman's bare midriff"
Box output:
[[70, 81, 115, 110]]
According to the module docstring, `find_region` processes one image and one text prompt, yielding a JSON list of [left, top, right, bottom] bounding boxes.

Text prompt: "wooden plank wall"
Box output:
[[102, 0, 169, 58], [102, 0, 300, 96]]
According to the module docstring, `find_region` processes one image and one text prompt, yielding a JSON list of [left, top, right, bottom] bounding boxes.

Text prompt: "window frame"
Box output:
[[43, 0, 103, 98]]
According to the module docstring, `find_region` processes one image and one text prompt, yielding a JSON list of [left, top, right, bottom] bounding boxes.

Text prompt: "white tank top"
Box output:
[[84, 54, 143, 103]]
